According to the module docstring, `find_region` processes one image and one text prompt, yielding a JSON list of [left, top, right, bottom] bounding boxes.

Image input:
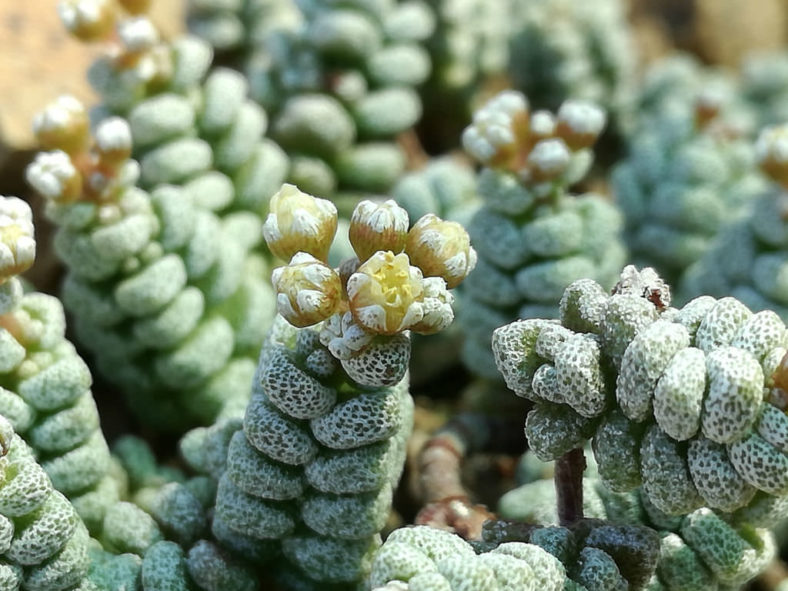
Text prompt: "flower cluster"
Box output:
[[462, 90, 606, 188], [458, 90, 624, 379], [263, 183, 476, 360]]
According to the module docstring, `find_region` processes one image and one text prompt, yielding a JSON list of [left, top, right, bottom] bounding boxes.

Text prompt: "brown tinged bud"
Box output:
[[33, 96, 90, 155], [756, 125, 788, 189], [271, 253, 343, 328], [555, 100, 606, 151], [94, 117, 133, 168], [525, 138, 571, 182], [461, 90, 530, 169], [263, 184, 338, 263], [406, 214, 476, 289], [349, 199, 409, 262], [58, 0, 118, 42]]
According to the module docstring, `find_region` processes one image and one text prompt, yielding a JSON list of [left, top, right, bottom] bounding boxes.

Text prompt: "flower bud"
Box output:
[[349, 199, 409, 262], [756, 125, 788, 187], [271, 252, 343, 328], [0, 197, 36, 283], [409, 277, 454, 335], [25, 151, 83, 204], [530, 110, 557, 142], [263, 184, 338, 262], [526, 138, 571, 182], [555, 100, 606, 150], [33, 95, 90, 154], [58, 0, 117, 42], [346, 251, 424, 335], [462, 90, 529, 168], [117, 17, 159, 53], [95, 117, 133, 167], [405, 214, 476, 289]]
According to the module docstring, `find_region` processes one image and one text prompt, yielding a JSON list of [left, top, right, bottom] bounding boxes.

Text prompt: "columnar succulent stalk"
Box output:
[[0, 195, 122, 537], [634, 54, 754, 128], [613, 88, 767, 291], [56, 0, 290, 226], [84, 436, 258, 591], [683, 124, 788, 315], [0, 415, 91, 590], [459, 90, 625, 379], [369, 519, 660, 591], [245, 0, 436, 207], [186, 0, 301, 59], [211, 184, 475, 588], [392, 156, 480, 230], [26, 102, 271, 431], [507, 0, 636, 132], [417, 0, 512, 150], [493, 266, 788, 523], [741, 51, 788, 129], [495, 473, 777, 591], [391, 156, 480, 383]]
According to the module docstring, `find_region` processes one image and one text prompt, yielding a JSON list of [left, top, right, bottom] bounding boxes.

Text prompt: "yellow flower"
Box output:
[[0, 197, 36, 283], [405, 214, 476, 289], [263, 184, 338, 262], [271, 252, 342, 328], [346, 251, 424, 335], [348, 199, 409, 262]]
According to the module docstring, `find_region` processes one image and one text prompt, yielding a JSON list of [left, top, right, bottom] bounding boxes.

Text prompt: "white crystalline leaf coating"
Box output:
[[411, 277, 454, 334], [57, 0, 106, 32], [557, 100, 607, 136], [118, 17, 159, 52], [755, 124, 788, 166], [95, 117, 133, 153], [352, 200, 409, 234], [319, 311, 374, 360], [32, 95, 85, 136], [702, 347, 763, 444], [25, 151, 78, 200], [653, 347, 706, 441], [527, 139, 570, 175]]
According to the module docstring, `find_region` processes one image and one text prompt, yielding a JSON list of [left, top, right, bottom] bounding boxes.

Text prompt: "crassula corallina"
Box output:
[[492, 266, 788, 519], [459, 89, 625, 380], [28, 0, 289, 432], [211, 184, 475, 588]]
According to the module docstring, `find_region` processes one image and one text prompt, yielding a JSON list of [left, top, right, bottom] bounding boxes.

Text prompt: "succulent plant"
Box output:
[[493, 266, 788, 519], [507, 0, 636, 134], [459, 90, 625, 379], [683, 123, 788, 316], [207, 184, 474, 587], [613, 64, 766, 290], [245, 0, 436, 209]]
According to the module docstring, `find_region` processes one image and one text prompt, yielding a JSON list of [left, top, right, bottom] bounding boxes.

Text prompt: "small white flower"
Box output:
[[0, 196, 36, 282], [58, 0, 116, 41], [26, 151, 81, 203]]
